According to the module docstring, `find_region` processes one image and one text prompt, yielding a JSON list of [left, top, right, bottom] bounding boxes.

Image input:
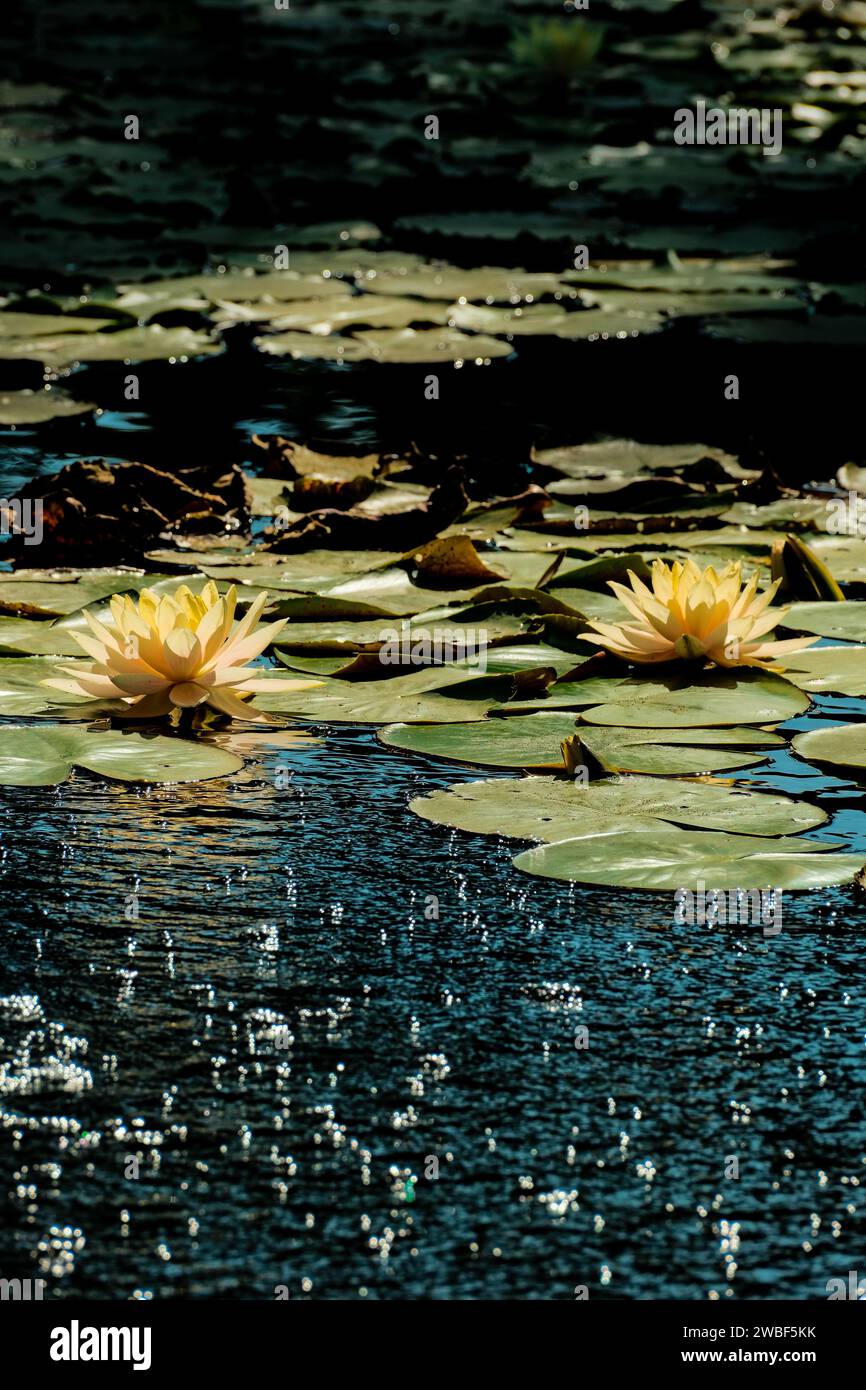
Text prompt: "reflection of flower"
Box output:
[[584, 559, 818, 669], [43, 582, 319, 720]]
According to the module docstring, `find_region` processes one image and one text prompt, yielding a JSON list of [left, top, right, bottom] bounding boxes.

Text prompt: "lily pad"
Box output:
[[0, 388, 96, 425], [580, 669, 809, 727], [381, 712, 580, 767], [0, 571, 157, 618], [779, 602, 866, 643], [0, 312, 116, 338], [114, 270, 353, 314], [0, 726, 243, 785], [381, 715, 780, 774], [792, 724, 866, 775], [256, 296, 452, 333], [0, 618, 91, 658], [361, 265, 569, 303], [780, 647, 866, 697], [811, 536, 866, 583], [0, 325, 221, 368], [0, 657, 107, 715], [574, 725, 783, 776], [354, 327, 514, 363], [548, 310, 665, 340], [532, 438, 745, 483], [255, 327, 512, 363], [410, 774, 827, 840], [255, 664, 555, 724], [513, 826, 862, 892]]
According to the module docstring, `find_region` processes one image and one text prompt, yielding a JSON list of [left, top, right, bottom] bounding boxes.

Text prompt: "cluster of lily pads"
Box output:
[[2, 250, 865, 427], [0, 435, 863, 893]]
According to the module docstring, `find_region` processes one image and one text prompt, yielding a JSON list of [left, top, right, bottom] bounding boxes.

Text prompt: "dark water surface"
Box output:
[[1, 706, 865, 1301]]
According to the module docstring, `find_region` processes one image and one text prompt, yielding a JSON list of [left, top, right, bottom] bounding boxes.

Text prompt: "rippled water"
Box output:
[[1, 355, 865, 1301], [1, 702, 865, 1301]]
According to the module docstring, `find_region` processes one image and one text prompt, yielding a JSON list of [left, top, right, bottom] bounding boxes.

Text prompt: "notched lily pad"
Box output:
[[410, 774, 827, 840]]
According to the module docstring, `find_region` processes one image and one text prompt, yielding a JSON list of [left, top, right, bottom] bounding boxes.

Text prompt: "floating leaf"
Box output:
[[381, 712, 581, 767], [0, 726, 242, 786], [574, 725, 783, 776], [114, 270, 353, 314], [0, 388, 96, 425], [0, 325, 221, 368], [792, 724, 866, 775], [779, 602, 866, 643], [233, 295, 450, 333], [513, 826, 862, 891], [532, 438, 745, 483], [0, 571, 156, 618], [0, 618, 90, 658], [811, 535, 866, 584], [256, 327, 512, 363], [410, 774, 826, 840], [361, 265, 570, 303], [255, 664, 555, 724], [0, 657, 105, 715], [780, 646, 866, 697], [580, 668, 809, 727]]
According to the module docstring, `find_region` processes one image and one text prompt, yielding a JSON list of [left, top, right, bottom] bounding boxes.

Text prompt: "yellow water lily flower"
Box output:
[[584, 558, 818, 669], [42, 581, 319, 720]]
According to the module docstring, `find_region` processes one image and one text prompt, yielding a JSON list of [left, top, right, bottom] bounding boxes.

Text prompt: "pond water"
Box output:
[[1, 342, 865, 1301]]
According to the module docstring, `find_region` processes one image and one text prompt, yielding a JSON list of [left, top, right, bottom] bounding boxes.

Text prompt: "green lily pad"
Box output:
[[576, 289, 799, 318], [114, 270, 353, 314], [381, 716, 781, 774], [837, 465, 866, 494], [256, 327, 513, 363], [410, 774, 827, 840], [0, 325, 221, 368], [226, 294, 449, 332], [446, 301, 571, 334], [532, 438, 745, 483], [720, 498, 834, 531], [255, 664, 555, 724], [0, 726, 243, 785], [574, 725, 782, 776], [0, 657, 106, 715], [548, 310, 665, 340], [0, 312, 116, 338], [0, 571, 157, 618], [381, 712, 580, 767], [780, 646, 866, 697], [792, 724, 866, 775], [811, 536, 866, 583], [580, 668, 809, 728], [513, 826, 862, 891], [361, 265, 569, 303], [705, 316, 866, 345], [779, 602, 866, 643], [0, 618, 90, 657], [0, 388, 97, 425]]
